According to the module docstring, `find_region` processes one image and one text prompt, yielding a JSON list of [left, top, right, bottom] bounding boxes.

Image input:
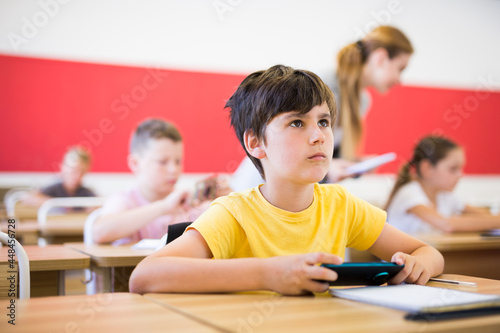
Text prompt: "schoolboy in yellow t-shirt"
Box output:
[[130, 65, 444, 295]]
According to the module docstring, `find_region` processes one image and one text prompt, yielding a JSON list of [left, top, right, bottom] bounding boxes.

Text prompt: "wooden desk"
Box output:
[[12, 202, 38, 220], [0, 293, 219, 332], [145, 275, 500, 333], [0, 220, 39, 245], [418, 232, 500, 280], [0, 214, 88, 245], [0, 245, 90, 298], [65, 242, 154, 292], [39, 213, 88, 234], [39, 213, 88, 244]]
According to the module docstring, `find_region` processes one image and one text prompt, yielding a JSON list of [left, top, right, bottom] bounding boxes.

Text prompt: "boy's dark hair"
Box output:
[[226, 65, 337, 179], [130, 118, 182, 154]]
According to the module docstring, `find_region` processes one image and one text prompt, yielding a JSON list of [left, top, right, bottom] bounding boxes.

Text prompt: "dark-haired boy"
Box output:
[[130, 66, 443, 295]]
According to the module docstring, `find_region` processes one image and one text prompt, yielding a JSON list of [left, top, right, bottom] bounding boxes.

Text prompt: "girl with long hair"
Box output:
[[385, 136, 500, 234]]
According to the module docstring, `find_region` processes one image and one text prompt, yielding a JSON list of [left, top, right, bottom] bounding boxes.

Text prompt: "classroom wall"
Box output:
[[1, 0, 499, 174]]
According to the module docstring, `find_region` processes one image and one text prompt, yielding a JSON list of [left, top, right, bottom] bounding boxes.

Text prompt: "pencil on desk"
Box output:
[[429, 278, 478, 287]]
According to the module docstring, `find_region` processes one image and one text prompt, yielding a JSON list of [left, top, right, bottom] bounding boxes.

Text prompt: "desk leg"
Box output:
[[57, 270, 66, 295], [91, 265, 112, 293]]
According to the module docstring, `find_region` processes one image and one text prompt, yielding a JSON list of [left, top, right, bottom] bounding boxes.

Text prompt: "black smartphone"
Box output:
[[317, 262, 404, 286]]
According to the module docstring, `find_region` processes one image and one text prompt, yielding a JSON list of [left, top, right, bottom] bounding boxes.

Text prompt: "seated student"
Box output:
[[129, 65, 443, 295], [92, 118, 230, 245], [22, 146, 96, 207], [385, 135, 500, 234]]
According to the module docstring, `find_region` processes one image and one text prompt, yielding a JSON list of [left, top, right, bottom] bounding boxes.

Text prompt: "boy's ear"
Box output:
[[244, 130, 266, 159], [127, 154, 140, 173]]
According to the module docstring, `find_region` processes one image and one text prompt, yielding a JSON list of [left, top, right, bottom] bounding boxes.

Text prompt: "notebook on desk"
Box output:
[[330, 284, 500, 321], [131, 239, 163, 250]]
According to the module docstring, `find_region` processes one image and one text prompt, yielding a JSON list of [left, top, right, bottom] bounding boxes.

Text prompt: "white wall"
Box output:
[[2, 172, 500, 210], [1, 0, 499, 90], [0, 172, 213, 196]]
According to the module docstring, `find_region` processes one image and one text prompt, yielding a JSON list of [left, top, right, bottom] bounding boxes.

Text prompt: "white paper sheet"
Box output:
[[330, 284, 500, 313]]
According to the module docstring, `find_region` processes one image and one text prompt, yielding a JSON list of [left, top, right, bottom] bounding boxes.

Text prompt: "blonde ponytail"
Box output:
[[337, 42, 364, 160], [336, 26, 413, 160]]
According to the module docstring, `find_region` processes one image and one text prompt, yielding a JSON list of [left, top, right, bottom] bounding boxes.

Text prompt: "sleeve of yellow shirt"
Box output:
[[345, 190, 387, 251], [188, 201, 248, 259]]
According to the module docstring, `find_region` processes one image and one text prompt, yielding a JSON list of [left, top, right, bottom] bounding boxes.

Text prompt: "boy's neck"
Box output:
[[259, 181, 315, 212], [417, 179, 439, 205]]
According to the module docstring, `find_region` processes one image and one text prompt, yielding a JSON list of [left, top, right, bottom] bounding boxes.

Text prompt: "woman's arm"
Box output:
[[409, 205, 500, 233], [368, 224, 444, 285], [129, 229, 343, 295]]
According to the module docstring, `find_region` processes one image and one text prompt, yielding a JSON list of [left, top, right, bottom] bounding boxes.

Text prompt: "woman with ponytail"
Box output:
[[386, 136, 500, 234], [326, 25, 413, 181]]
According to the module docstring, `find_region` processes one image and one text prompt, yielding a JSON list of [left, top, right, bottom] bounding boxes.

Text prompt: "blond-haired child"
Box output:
[[92, 118, 229, 244]]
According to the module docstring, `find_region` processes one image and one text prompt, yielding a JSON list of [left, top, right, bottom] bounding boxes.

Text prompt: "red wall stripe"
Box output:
[[0, 54, 247, 173], [364, 85, 500, 174], [1, 54, 499, 174]]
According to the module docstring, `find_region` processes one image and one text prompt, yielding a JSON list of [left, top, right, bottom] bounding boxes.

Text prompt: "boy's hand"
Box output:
[[389, 252, 431, 285], [265, 252, 343, 295], [161, 188, 191, 214]]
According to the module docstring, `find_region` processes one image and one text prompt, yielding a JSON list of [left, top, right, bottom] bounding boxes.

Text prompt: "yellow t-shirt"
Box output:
[[189, 183, 386, 260]]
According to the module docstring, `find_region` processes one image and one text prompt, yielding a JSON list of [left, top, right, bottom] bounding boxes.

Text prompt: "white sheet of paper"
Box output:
[[131, 239, 163, 250], [330, 284, 500, 313], [345, 152, 397, 175]]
